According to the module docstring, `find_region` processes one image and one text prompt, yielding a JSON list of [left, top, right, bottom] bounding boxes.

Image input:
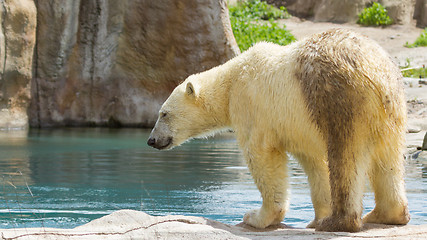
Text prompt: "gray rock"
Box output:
[[414, 0, 427, 27], [30, 0, 239, 128], [0, 0, 37, 130], [381, 0, 415, 25], [271, 0, 426, 27], [422, 131, 427, 150], [1, 210, 426, 239]]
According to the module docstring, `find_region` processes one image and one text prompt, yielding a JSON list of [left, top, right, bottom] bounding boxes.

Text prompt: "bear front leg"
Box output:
[[316, 150, 366, 232], [243, 147, 289, 228]]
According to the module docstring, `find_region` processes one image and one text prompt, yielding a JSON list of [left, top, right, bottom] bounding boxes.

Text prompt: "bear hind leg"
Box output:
[[363, 147, 410, 225], [316, 148, 367, 232], [243, 147, 289, 228], [294, 153, 331, 228]]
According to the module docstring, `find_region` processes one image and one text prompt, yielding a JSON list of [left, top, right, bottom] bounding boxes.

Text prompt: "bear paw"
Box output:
[[315, 215, 362, 232], [363, 207, 410, 225], [306, 219, 320, 228], [243, 208, 284, 229]]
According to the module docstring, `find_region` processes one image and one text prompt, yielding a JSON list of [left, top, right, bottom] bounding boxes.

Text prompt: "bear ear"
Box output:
[[186, 82, 196, 98]]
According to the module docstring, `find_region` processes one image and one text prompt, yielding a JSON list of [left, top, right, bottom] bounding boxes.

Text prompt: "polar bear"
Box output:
[[147, 29, 410, 232]]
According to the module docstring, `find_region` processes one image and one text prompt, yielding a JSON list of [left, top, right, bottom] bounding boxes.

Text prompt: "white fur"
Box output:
[[149, 30, 409, 231]]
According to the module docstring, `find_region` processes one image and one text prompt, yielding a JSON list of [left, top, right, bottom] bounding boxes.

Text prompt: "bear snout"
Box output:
[[147, 137, 156, 147], [147, 136, 173, 150]]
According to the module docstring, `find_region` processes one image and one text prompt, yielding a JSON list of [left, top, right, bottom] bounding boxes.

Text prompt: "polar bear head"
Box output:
[[147, 73, 227, 150]]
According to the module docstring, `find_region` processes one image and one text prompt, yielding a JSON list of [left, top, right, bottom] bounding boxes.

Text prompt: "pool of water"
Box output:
[[0, 128, 425, 229]]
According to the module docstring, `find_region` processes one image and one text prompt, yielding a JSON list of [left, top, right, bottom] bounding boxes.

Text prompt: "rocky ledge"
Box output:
[[0, 210, 426, 240]]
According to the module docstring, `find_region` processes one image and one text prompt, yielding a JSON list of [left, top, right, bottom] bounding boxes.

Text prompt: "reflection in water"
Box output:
[[0, 128, 425, 229]]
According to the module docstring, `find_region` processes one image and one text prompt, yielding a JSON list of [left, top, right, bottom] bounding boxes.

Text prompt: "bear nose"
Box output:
[[147, 137, 156, 147]]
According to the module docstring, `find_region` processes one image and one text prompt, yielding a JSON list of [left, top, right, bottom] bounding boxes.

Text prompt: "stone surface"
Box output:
[[414, 0, 427, 27], [30, 0, 239, 128], [0, 210, 426, 239], [268, 0, 424, 26], [423, 132, 427, 150], [0, 0, 37, 130], [405, 78, 427, 132], [267, 0, 371, 22], [381, 0, 416, 25], [313, 0, 371, 23]]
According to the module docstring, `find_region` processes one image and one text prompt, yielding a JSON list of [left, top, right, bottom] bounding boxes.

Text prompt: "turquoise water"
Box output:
[[0, 128, 425, 229]]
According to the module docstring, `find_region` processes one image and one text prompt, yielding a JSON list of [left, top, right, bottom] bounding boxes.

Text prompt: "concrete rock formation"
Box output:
[[0, 0, 36, 129], [414, 0, 427, 27], [381, 0, 415, 25], [422, 131, 427, 150], [268, 0, 424, 26], [30, 0, 239, 128], [1, 210, 426, 239], [288, 0, 371, 23]]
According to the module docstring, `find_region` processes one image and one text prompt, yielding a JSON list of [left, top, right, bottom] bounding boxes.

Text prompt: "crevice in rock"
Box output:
[[32, 0, 41, 128], [89, 0, 101, 123], [77, 0, 99, 123], [1, 218, 202, 240], [1, 0, 7, 96]]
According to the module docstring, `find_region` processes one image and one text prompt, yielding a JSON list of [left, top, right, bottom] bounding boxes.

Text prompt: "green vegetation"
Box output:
[[229, 0, 295, 52], [229, 0, 290, 20], [402, 66, 427, 78], [357, 2, 393, 26], [405, 28, 427, 48], [230, 18, 296, 52]]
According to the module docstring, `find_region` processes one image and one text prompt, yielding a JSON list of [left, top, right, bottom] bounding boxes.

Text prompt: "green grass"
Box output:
[[402, 66, 427, 78], [230, 18, 296, 52], [357, 2, 393, 26], [405, 28, 427, 48], [229, 0, 295, 52], [229, 0, 290, 20]]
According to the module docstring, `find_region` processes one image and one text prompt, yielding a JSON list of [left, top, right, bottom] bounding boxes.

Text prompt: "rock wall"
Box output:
[[0, 0, 36, 129], [273, 0, 371, 23], [414, 0, 427, 27], [30, 0, 239, 128], [381, 0, 416, 25], [268, 0, 424, 26], [313, 0, 371, 23]]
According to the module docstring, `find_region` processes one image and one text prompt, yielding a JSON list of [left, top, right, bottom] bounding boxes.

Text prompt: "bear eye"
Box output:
[[161, 112, 168, 118]]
